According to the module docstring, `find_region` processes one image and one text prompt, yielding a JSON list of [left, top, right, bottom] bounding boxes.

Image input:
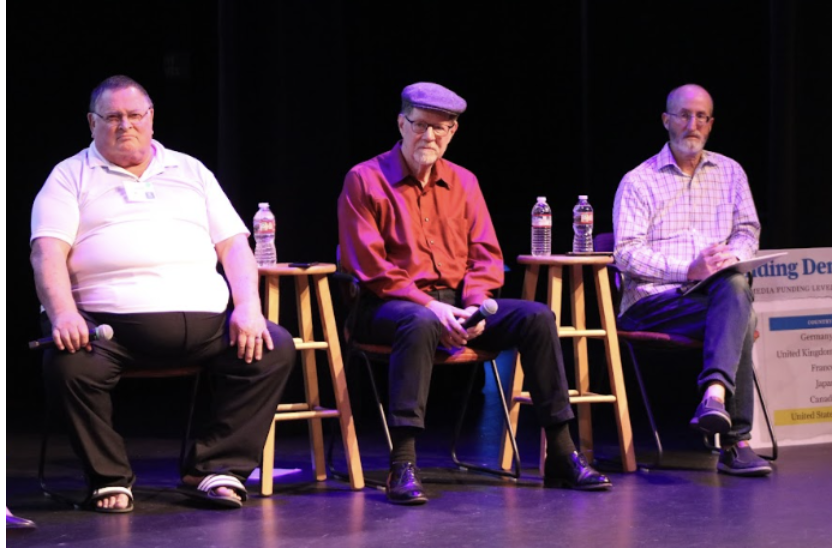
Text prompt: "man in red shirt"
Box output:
[[338, 82, 611, 505]]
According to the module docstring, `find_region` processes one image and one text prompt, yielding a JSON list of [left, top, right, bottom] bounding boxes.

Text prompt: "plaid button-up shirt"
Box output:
[[613, 143, 760, 314]]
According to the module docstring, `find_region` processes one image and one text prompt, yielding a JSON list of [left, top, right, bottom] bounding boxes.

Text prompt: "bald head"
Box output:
[[666, 84, 713, 114]]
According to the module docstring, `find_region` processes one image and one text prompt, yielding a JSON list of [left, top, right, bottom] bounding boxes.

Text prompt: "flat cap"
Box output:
[[401, 82, 467, 116]]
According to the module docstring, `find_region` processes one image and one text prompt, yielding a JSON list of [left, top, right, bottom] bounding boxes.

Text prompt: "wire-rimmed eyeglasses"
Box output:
[[666, 111, 713, 126], [403, 115, 455, 137], [92, 108, 152, 126]]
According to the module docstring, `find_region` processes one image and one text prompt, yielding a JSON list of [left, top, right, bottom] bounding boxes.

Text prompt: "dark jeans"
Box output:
[[617, 271, 756, 444], [41, 310, 297, 490], [352, 290, 575, 431]]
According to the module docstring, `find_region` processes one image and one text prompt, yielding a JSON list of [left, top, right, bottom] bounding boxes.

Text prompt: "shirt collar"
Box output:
[[87, 139, 177, 171], [390, 141, 452, 189], [657, 142, 716, 173]]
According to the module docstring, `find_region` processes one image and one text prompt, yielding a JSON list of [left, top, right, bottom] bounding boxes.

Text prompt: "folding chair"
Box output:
[[594, 232, 778, 468], [326, 251, 521, 487]]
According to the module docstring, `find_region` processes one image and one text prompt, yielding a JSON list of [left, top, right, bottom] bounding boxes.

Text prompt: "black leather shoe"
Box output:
[[386, 462, 428, 505], [544, 451, 612, 491]]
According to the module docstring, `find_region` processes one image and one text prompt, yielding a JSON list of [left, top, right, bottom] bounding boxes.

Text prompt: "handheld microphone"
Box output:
[[28, 324, 114, 350], [461, 299, 498, 328]]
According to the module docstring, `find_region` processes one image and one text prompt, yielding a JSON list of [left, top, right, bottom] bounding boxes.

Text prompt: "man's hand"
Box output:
[[425, 301, 485, 349], [228, 302, 273, 363], [687, 242, 739, 281], [48, 311, 93, 353]]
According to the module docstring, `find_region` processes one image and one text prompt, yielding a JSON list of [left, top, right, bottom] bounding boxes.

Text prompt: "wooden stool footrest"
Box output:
[[557, 327, 607, 338], [513, 391, 618, 405], [292, 339, 329, 350]]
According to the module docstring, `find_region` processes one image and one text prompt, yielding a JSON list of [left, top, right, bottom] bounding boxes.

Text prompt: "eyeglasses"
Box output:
[[666, 111, 713, 126], [403, 116, 455, 137], [92, 108, 152, 127]]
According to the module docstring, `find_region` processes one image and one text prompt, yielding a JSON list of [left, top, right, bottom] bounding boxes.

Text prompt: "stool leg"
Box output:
[[260, 422, 277, 496], [315, 275, 364, 489]]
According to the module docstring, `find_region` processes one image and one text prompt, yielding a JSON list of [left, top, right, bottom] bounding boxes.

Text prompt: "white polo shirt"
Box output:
[[31, 140, 249, 314]]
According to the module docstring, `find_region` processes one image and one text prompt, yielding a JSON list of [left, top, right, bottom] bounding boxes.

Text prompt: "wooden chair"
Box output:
[[594, 232, 778, 468], [326, 262, 522, 485], [38, 365, 203, 508]]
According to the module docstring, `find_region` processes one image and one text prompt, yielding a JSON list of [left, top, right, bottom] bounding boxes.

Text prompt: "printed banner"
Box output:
[[750, 247, 832, 448]]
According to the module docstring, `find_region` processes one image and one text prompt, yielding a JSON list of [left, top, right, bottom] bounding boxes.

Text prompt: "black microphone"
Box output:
[[28, 324, 114, 350], [461, 299, 498, 328]]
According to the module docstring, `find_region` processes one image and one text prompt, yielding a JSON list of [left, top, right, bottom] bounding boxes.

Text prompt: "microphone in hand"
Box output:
[[28, 324, 114, 350], [461, 299, 498, 329]]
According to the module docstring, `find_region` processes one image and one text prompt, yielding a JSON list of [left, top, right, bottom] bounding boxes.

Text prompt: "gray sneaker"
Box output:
[[717, 444, 773, 477], [690, 397, 732, 435]]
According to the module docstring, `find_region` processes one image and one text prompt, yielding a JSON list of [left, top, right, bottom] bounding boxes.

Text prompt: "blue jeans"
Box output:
[[618, 271, 756, 444], [352, 290, 575, 430]]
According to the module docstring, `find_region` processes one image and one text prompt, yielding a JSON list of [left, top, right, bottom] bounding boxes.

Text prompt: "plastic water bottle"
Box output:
[[572, 195, 594, 253], [531, 196, 552, 256], [253, 202, 277, 266]]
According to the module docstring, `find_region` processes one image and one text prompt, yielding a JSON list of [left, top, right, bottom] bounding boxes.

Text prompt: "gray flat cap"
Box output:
[[401, 82, 467, 116]]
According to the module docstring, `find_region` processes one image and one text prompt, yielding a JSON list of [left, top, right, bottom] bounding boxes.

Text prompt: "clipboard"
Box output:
[[680, 252, 789, 296]]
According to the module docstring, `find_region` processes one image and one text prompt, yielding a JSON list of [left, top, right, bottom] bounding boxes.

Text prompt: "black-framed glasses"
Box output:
[[92, 108, 152, 126], [403, 115, 454, 137], [666, 111, 713, 126]]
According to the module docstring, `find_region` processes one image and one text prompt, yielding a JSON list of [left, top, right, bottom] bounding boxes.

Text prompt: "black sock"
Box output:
[[390, 426, 419, 466], [545, 422, 576, 458]]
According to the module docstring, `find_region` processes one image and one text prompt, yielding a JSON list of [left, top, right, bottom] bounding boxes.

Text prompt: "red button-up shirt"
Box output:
[[338, 142, 504, 308]]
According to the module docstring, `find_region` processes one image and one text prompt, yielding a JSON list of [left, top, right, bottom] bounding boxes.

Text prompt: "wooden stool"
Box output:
[[499, 254, 637, 474], [258, 263, 364, 494]]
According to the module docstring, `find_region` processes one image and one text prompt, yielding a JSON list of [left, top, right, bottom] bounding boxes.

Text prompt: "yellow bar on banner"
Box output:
[[774, 407, 832, 426]]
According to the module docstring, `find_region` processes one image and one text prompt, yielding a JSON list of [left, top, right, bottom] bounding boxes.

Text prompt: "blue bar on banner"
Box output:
[[769, 314, 832, 331]]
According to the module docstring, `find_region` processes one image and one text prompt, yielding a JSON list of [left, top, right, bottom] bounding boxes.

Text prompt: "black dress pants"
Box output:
[[353, 291, 574, 430], [41, 310, 296, 490]]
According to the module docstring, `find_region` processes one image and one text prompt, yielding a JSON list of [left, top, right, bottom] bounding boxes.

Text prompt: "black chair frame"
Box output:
[[325, 270, 522, 488]]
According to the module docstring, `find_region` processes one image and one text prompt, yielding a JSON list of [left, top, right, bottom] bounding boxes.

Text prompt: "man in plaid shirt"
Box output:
[[612, 83, 772, 477]]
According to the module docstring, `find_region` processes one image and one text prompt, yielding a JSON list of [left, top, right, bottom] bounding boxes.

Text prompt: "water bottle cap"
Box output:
[[578, 195, 588, 200], [537, 196, 547, 202], [258, 202, 270, 208]]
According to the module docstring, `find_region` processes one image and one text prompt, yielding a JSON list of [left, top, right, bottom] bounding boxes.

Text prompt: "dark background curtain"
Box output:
[[6, 1, 830, 430]]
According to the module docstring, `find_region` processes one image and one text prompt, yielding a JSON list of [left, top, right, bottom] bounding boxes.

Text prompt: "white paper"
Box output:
[[681, 252, 790, 296]]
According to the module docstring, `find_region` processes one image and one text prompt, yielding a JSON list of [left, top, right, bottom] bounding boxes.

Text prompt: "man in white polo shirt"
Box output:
[[30, 75, 297, 512]]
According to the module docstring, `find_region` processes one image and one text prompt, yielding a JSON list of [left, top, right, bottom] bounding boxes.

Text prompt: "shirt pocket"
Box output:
[[715, 203, 735, 238]]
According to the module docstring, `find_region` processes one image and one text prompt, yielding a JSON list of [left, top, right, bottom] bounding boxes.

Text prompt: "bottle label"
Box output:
[[254, 219, 276, 234], [575, 212, 593, 224], [532, 215, 552, 228]]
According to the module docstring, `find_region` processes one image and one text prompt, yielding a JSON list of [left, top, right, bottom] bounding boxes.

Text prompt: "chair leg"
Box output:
[[178, 373, 202, 473], [624, 342, 664, 469], [450, 360, 521, 479], [38, 401, 86, 509], [752, 368, 778, 461]]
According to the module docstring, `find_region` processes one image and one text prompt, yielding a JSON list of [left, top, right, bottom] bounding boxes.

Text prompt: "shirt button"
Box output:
[[430, 240, 434, 244], [437, 263, 442, 267], [424, 217, 429, 222]]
